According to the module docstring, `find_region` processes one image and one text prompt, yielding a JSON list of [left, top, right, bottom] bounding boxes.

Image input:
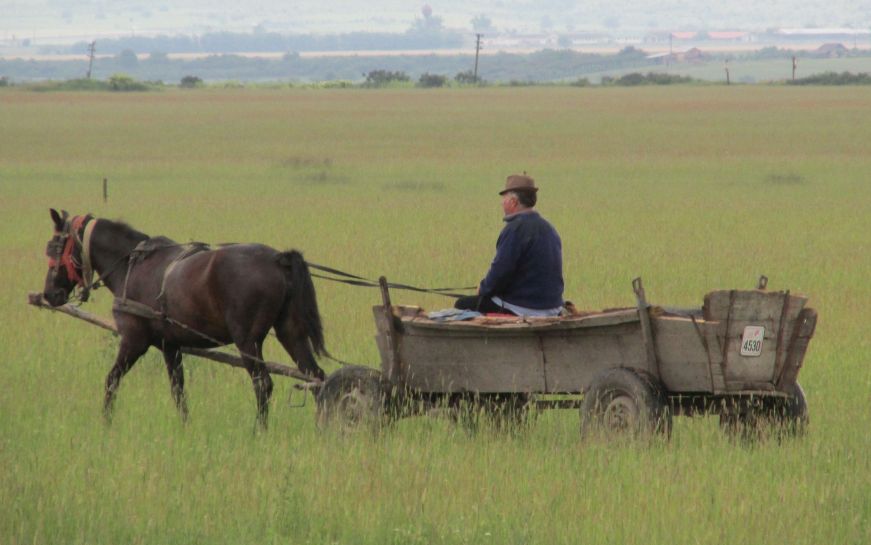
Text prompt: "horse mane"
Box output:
[[99, 217, 162, 245]]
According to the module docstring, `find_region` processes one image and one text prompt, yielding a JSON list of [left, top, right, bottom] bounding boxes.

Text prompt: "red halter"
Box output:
[[48, 215, 88, 286]]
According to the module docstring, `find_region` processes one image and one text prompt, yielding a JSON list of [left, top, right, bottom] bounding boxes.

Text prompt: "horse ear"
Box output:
[[50, 209, 64, 231]]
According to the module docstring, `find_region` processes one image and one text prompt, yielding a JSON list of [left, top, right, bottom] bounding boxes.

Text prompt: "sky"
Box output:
[[3, 0, 871, 44]]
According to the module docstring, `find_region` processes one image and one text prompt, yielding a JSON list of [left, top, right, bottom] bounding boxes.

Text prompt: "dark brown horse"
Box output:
[[43, 209, 326, 428]]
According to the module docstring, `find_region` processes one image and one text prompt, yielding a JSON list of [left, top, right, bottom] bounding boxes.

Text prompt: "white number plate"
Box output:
[[740, 326, 765, 357]]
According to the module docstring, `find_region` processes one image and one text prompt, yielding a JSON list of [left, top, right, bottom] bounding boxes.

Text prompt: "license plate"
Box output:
[[740, 326, 765, 357]]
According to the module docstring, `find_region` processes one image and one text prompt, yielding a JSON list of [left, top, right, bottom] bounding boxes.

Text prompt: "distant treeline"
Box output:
[[60, 29, 464, 56], [4, 45, 871, 85], [788, 71, 871, 85], [1, 48, 655, 83]]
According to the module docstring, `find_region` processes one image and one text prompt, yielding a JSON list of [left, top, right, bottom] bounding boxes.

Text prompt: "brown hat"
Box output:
[[499, 174, 538, 195]]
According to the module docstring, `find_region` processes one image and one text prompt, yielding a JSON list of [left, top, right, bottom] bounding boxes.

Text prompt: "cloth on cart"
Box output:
[[426, 308, 483, 322]]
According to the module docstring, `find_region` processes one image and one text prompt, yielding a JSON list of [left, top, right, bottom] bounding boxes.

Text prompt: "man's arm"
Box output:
[[478, 227, 524, 298]]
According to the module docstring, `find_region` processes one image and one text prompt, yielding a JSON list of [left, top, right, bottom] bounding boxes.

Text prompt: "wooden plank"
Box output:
[[400, 333, 546, 393], [776, 308, 818, 389], [651, 317, 717, 393], [542, 324, 646, 393], [704, 323, 727, 393], [28, 292, 118, 332], [704, 290, 807, 322], [372, 305, 403, 382], [632, 278, 660, 378]]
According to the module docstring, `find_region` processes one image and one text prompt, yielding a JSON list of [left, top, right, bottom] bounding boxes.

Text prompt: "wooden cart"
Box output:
[[316, 277, 817, 438]]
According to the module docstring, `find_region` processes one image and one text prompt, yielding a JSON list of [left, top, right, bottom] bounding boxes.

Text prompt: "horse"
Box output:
[[42, 209, 326, 428]]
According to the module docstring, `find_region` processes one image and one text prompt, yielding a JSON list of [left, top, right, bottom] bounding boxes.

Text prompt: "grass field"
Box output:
[[1, 86, 869, 544]]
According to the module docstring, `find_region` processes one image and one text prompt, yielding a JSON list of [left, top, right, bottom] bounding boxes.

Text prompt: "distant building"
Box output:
[[815, 43, 849, 57], [707, 31, 752, 43], [773, 28, 871, 41], [645, 48, 704, 64], [682, 47, 705, 62]]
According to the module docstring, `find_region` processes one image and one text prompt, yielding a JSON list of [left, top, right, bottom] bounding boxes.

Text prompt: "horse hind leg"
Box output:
[[104, 337, 149, 423], [274, 314, 326, 381], [236, 339, 273, 430], [162, 343, 189, 423]]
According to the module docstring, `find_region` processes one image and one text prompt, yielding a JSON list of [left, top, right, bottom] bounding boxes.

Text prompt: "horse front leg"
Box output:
[[104, 337, 149, 423], [162, 343, 189, 422]]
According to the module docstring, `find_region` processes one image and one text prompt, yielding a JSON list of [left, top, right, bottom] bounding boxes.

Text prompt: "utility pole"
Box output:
[[86, 41, 96, 79], [725, 59, 730, 85], [667, 32, 673, 69], [792, 55, 797, 82], [473, 33, 483, 83]]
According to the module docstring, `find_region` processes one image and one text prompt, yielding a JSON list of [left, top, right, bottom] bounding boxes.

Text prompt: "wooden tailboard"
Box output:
[[703, 290, 812, 393]]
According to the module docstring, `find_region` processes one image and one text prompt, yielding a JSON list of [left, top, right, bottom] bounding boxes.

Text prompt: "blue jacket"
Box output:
[[479, 210, 564, 309]]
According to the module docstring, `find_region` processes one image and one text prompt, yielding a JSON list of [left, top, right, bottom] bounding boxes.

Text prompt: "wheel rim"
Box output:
[[338, 388, 369, 419], [333, 386, 377, 432], [602, 394, 638, 434]]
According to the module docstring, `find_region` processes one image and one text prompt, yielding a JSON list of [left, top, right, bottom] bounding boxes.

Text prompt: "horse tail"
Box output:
[[275, 250, 325, 356]]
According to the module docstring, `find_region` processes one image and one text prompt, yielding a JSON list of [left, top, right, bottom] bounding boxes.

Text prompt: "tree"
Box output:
[[116, 49, 139, 70], [108, 73, 148, 91], [363, 70, 409, 87], [180, 75, 203, 88], [418, 73, 447, 87], [455, 70, 478, 85]]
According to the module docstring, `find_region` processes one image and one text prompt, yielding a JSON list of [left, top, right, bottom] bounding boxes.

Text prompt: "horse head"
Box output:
[[43, 208, 93, 307]]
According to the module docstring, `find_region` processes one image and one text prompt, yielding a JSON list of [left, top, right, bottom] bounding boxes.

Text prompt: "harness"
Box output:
[[45, 218, 473, 371], [46, 214, 97, 302], [115, 239, 210, 321]]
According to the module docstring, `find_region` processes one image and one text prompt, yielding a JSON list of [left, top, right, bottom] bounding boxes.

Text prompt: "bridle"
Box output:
[[46, 214, 97, 302]]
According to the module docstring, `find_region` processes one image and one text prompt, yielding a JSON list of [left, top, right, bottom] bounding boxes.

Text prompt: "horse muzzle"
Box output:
[[43, 288, 69, 307]]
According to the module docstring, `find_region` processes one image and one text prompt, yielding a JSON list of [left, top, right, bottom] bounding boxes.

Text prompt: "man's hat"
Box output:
[[500, 174, 538, 195]]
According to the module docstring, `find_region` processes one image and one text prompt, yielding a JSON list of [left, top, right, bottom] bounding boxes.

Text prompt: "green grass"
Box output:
[[1, 86, 869, 544]]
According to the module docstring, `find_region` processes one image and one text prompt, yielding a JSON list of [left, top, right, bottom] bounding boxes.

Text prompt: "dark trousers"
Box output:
[[454, 295, 517, 315]]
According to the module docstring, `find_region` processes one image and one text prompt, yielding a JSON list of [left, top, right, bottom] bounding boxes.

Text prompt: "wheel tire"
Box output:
[[580, 368, 671, 440], [316, 366, 387, 432], [720, 382, 808, 441], [777, 381, 809, 435]]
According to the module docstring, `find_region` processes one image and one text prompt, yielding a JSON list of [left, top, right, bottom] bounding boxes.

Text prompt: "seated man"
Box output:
[[455, 174, 564, 316]]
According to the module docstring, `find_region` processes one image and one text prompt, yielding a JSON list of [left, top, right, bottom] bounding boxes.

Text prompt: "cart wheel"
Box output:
[[720, 382, 808, 440], [316, 366, 388, 432], [580, 368, 671, 440], [777, 381, 809, 435]]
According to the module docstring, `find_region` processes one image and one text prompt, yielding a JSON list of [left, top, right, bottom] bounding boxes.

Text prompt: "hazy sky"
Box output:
[[4, 0, 871, 42]]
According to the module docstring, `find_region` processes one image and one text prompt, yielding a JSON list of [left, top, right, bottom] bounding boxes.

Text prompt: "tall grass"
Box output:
[[0, 87, 869, 544]]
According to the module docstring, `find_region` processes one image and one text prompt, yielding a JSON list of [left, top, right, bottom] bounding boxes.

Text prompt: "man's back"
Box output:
[[479, 210, 563, 310]]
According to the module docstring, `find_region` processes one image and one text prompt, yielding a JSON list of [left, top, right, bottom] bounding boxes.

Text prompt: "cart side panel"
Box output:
[[399, 330, 546, 393], [542, 322, 646, 394], [652, 317, 720, 393]]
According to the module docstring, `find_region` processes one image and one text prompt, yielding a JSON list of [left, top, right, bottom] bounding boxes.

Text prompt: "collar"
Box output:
[[503, 209, 537, 222]]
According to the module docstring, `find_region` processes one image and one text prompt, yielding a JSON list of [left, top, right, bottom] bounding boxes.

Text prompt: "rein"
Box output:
[[306, 262, 475, 299]]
